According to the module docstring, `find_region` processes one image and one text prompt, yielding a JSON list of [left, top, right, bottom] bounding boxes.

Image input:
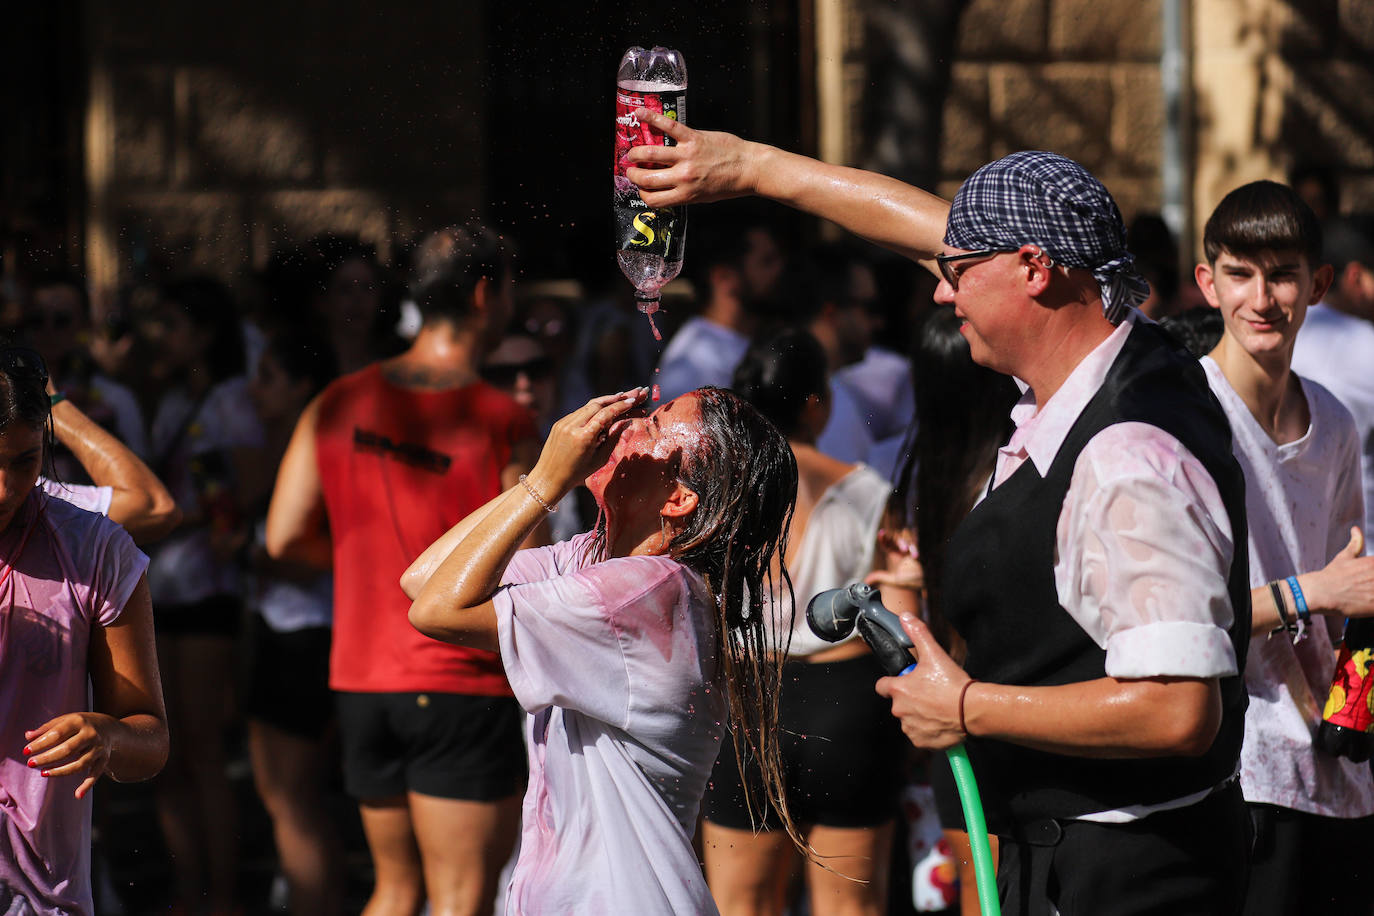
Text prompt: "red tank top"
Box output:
[[315, 364, 535, 694]]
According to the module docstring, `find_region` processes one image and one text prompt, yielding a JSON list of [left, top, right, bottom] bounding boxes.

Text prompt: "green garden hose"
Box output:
[[946, 744, 1000, 915]]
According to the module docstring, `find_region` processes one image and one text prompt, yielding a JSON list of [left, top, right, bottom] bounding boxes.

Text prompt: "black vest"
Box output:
[[943, 322, 1250, 833]]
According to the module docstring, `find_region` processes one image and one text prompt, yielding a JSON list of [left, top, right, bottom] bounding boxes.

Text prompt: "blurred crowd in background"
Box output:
[[0, 155, 1362, 916]]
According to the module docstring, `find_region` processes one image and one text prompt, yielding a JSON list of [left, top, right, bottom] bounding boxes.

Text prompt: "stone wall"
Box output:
[[937, 0, 1166, 221], [930, 0, 1374, 258], [76, 0, 1374, 298], [82, 1, 485, 297]]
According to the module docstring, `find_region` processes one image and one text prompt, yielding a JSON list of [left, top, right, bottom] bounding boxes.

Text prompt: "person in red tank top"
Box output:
[[266, 223, 540, 916]]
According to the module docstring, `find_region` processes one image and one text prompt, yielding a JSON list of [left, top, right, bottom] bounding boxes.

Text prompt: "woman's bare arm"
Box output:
[[400, 434, 550, 600], [407, 392, 644, 651], [48, 397, 182, 543], [265, 396, 332, 569], [401, 485, 531, 601]]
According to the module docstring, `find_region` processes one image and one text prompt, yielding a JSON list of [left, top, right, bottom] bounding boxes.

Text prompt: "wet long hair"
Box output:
[[586, 386, 803, 847], [673, 387, 803, 848], [893, 308, 1019, 650]]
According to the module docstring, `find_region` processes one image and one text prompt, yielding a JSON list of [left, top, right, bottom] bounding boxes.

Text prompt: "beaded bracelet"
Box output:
[[518, 474, 557, 513]]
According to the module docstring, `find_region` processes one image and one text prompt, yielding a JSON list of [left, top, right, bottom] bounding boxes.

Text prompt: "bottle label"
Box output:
[[614, 89, 687, 261], [1323, 644, 1374, 732]]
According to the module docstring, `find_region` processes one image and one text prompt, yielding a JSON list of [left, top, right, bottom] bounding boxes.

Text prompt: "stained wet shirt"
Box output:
[[493, 532, 725, 915]]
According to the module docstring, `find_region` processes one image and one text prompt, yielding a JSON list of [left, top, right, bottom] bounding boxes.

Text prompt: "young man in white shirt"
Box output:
[[1195, 180, 1374, 916]]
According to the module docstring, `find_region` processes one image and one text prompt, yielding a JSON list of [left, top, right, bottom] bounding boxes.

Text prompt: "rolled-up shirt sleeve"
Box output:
[[1056, 422, 1238, 679]]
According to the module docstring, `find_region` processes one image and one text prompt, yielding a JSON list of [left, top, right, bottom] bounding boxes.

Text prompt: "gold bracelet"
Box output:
[[518, 474, 556, 513]]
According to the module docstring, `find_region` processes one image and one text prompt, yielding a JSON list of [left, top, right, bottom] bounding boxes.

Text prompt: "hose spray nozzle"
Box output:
[[806, 583, 916, 676]]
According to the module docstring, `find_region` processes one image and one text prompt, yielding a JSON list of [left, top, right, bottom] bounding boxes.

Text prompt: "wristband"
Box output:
[[1286, 575, 1309, 639], [518, 474, 557, 513], [49, 392, 66, 407], [959, 679, 979, 736], [1269, 580, 1296, 638]]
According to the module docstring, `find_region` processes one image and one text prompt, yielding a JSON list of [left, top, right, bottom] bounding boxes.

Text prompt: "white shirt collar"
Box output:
[[1002, 310, 1141, 477]]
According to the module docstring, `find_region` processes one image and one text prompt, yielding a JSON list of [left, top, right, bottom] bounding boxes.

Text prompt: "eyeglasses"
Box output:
[[936, 247, 1063, 291], [935, 249, 1017, 290], [0, 346, 50, 388]]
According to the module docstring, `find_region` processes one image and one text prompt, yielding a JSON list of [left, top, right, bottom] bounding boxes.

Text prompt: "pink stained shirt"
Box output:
[[0, 489, 149, 915], [988, 312, 1240, 682], [492, 532, 726, 916]]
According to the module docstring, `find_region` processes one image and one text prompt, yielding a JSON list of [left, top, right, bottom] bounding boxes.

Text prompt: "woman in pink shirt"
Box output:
[[404, 386, 802, 913], [0, 346, 168, 916]]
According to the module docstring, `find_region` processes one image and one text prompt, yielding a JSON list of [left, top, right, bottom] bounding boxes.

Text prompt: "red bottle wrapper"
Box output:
[[1323, 644, 1374, 733], [614, 89, 684, 177], [613, 88, 686, 262]]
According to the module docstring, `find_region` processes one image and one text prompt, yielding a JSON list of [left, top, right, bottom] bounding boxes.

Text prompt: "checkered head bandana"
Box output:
[[944, 151, 1150, 324]]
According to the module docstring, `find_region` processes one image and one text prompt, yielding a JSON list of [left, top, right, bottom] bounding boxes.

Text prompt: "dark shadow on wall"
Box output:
[[1275, 0, 1374, 210], [859, 0, 968, 190]]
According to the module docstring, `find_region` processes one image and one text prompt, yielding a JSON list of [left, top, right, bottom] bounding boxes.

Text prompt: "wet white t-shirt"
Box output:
[[37, 478, 112, 516], [493, 533, 725, 915], [1203, 356, 1374, 818]]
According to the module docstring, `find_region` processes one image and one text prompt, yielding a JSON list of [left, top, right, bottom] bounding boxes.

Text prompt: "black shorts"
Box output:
[[243, 615, 334, 740], [155, 593, 243, 637], [704, 653, 905, 830], [336, 691, 526, 802]]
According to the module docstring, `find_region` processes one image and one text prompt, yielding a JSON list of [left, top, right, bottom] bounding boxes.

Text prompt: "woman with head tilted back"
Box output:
[[0, 346, 167, 915], [402, 384, 799, 914], [703, 328, 905, 916]]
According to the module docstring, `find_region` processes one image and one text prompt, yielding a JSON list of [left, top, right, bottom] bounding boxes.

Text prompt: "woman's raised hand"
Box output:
[[25, 712, 122, 799], [529, 389, 648, 497], [625, 109, 758, 208]]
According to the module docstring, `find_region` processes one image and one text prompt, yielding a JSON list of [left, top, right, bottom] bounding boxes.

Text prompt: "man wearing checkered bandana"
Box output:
[[944, 151, 1152, 325], [627, 120, 1253, 915]]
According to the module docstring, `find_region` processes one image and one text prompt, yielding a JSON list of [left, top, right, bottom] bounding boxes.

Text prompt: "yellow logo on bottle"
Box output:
[[631, 211, 657, 247]]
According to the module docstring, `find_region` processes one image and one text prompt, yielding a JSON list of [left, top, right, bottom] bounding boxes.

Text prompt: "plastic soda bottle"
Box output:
[[613, 45, 687, 339], [1316, 618, 1374, 762]]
